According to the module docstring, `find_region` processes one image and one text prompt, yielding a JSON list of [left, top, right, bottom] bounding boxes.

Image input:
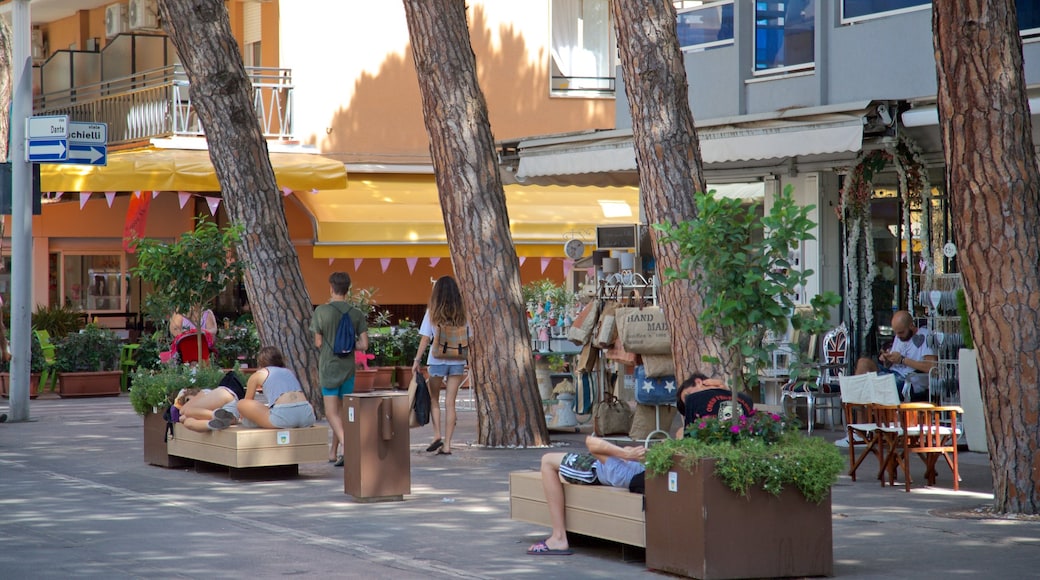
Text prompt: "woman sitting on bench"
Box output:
[[209, 346, 316, 430]]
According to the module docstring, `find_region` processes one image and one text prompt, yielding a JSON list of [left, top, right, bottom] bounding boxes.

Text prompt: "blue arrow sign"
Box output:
[[67, 144, 107, 166], [27, 139, 68, 162]]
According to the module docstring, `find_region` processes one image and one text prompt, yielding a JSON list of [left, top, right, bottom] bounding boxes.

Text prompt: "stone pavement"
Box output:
[[1, 392, 1038, 579]]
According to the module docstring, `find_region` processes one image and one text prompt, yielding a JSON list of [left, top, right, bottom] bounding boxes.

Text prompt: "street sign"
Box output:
[[27, 139, 67, 162], [66, 121, 108, 166], [26, 115, 68, 139]]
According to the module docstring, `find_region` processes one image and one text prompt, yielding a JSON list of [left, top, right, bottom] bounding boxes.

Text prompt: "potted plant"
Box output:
[[54, 324, 123, 397], [129, 363, 230, 466], [0, 331, 45, 399], [391, 318, 422, 389], [31, 303, 84, 340], [215, 319, 261, 370], [651, 185, 843, 578]]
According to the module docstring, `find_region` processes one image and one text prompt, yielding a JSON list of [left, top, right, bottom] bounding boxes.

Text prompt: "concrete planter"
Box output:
[[646, 457, 832, 579], [57, 370, 122, 398]]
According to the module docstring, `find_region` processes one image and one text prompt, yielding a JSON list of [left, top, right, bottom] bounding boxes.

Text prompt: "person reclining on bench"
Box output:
[[208, 346, 317, 430], [526, 435, 646, 556], [177, 373, 248, 433], [674, 372, 755, 438]]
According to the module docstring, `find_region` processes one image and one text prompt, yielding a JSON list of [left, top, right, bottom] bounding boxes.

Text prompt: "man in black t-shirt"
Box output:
[[674, 373, 756, 437]]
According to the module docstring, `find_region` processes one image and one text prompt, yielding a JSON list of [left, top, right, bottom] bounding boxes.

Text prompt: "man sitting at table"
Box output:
[[854, 310, 936, 402], [525, 435, 646, 556]]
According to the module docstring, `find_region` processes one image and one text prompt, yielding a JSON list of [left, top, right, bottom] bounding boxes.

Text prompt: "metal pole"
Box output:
[[8, 0, 32, 422]]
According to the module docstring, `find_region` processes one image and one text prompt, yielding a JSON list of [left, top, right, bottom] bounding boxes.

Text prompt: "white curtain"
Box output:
[[551, 0, 610, 79]]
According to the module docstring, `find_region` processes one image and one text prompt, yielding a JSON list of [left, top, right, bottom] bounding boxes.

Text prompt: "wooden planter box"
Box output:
[[645, 457, 832, 580], [0, 373, 41, 399], [58, 370, 123, 398], [143, 411, 191, 468]]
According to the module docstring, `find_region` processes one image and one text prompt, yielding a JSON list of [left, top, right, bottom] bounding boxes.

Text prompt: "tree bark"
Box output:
[[0, 17, 11, 162], [610, 0, 722, 381], [933, 0, 1040, 514], [158, 0, 324, 413], [402, 0, 548, 447]]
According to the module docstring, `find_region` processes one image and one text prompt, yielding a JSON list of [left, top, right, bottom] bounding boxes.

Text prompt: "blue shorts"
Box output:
[[322, 375, 355, 398], [427, 364, 466, 379]]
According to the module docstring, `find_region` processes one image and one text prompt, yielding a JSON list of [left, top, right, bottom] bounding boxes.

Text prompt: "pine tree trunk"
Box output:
[[933, 1, 1040, 514], [610, 0, 723, 381], [402, 0, 548, 447], [0, 17, 11, 162], [158, 0, 324, 413]]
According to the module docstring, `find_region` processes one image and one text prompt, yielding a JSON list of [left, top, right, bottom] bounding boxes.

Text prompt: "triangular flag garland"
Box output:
[[281, 186, 293, 196], [328, 258, 335, 266], [54, 192, 64, 200], [518, 256, 526, 267], [406, 257, 418, 274], [380, 258, 391, 273], [132, 190, 142, 199], [104, 191, 117, 208], [151, 191, 160, 199], [562, 258, 574, 279], [354, 258, 363, 271], [79, 192, 91, 210], [206, 197, 221, 216], [540, 257, 551, 274], [178, 191, 192, 209], [429, 257, 441, 268]]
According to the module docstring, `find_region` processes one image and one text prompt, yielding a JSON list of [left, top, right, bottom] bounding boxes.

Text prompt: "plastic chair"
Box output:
[[33, 329, 59, 392], [119, 343, 140, 391], [173, 332, 211, 364]]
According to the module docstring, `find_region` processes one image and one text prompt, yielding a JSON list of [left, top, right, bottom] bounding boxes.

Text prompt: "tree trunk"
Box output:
[[610, 0, 722, 381], [933, 1, 1040, 514], [158, 0, 324, 414], [0, 17, 11, 162], [402, 0, 548, 447]]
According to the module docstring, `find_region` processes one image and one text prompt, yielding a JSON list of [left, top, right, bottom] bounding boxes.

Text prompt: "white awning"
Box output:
[[511, 108, 867, 187]]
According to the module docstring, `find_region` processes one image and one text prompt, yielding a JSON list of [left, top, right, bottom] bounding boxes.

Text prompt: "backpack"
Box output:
[[331, 304, 358, 358], [433, 324, 469, 360]]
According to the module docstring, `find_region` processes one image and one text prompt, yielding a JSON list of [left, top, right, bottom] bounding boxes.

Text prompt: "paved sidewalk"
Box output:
[[1, 393, 1038, 579]]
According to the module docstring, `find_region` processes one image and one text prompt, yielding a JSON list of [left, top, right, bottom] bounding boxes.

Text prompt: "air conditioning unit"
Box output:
[[128, 0, 159, 31], [105, 4, 128, 38]]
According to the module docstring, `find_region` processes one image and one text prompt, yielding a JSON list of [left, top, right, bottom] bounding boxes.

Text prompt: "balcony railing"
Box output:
[[33, 64, 294, 146]]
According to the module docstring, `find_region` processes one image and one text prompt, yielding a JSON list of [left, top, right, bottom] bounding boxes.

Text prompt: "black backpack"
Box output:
[[331, 304, 357, 358]]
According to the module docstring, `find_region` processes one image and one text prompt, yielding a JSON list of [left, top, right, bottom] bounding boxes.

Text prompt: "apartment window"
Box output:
[[678, 1, 735, 51], [755, 1, 815, 74], [550, 0, 616, 96], [841, 1, 928, 23], [1020, 3, 1040, 37]]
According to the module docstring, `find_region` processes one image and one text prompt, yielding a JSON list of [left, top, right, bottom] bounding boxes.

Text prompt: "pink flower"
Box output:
[[729, 425, 741, 434]]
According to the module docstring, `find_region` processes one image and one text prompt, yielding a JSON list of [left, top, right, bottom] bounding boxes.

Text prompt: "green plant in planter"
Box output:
[[368, 329, 395, 367], [391, 319, 422, 366], [31, 304, 84, 339], [54, 324, 122, 372], [128, 363, 231, 416], [645, 412, 844, 504], [134, 331, 168, 371], [215, 320, 260, 368], [0, 332, 46, 374]]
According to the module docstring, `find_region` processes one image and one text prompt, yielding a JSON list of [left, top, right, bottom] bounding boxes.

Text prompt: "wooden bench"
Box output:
[[167, 423, 328, 476], [509, 470, 646, 549]]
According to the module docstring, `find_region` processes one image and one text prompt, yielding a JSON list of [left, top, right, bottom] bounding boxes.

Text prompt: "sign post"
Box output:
[[25, 114, 69, 162]]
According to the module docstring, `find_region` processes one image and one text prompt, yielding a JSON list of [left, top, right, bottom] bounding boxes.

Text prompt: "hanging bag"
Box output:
[[618, 305, 671, 355], [593, 393, 634, 436], [408, 372, 431, 428], [566, 300, 601, 346], [634, 364, 678, 405], [592, 301, 620, 349]]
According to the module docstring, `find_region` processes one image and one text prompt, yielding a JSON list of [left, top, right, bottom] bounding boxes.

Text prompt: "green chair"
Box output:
[[33, 329, 59, 392], [119, 343, 140, 392]]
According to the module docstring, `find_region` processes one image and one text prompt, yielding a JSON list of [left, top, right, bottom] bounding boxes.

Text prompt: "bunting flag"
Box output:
[[310, 189, 319, 194], [380, 258, 391, 273], [79, 192, 91, 210], [354, 258, 363, 271], [518, 256, 526, 267], [177, 191, 192, 209], [280, 186, 293, 196], [104, 191, 117, 208], [540, 257, 551, 274], [429, 257, 441, 268], [328, 258, 335, 266], [152, 191, 160, 199], [123, 191, 152, 253], [54, 192, 64, 201], [132, 191, 141, 198], [206, 197, 221, 216], [562, 258, 574, 279], [405, 257, 418, 274]]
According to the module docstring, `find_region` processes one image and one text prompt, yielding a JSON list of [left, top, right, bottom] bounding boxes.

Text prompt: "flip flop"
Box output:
[[526, 540, 572, 556], [437, 449, 452, 455], [333, 455, 344, 467], [426, 439, 444, 453]]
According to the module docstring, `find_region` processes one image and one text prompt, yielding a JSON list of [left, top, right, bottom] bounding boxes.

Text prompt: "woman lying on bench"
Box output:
[[208, 346, 317, 430]]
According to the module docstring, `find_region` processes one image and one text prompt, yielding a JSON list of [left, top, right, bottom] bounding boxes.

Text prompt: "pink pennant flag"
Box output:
[[281, 186, 293, 197], [54, 191, 64, 200], [405, 257, 418, 274], [104, 191, 117, 207], [429, 257, 441, 268], [563, 259, 574, 279], [328, 258, 335, 266], [380, 258, 391, 273], [540, 257, 551, 274], [310, 189, 319, 194], [354, 258, 363, 271], [152, 191, 160, 199], [79, 192, 91, 210], [132, 191, 142, 199], [518, 256, 527, 267], [178, 191, 192, 209], [206, 197, 221, 216]]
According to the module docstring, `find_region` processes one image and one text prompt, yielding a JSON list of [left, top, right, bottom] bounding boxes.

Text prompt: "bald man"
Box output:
[[855, 310, 937, 401]]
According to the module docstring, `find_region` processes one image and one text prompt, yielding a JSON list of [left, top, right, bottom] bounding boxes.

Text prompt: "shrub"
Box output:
[[128, 363, 229, 416], [54, 324, 121, 372]]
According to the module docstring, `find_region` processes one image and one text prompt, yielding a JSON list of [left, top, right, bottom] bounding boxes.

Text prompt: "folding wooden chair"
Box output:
[[885, 403, 963, 492], [839, 372, 900, 482]]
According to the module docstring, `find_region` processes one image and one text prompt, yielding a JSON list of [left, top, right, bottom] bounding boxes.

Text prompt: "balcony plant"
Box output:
[[54, 324, 123, 397], [648, 185, 844, 578]]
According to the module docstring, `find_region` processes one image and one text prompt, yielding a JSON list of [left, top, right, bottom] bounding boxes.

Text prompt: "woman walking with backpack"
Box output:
[[412, 276, 468, 456]]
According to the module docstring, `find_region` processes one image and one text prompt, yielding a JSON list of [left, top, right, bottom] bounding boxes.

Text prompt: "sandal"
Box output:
[[426, 439, 444, 453]]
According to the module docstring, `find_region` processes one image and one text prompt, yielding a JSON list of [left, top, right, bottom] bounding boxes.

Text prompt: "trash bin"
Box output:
[[343, 391, 410, 502]]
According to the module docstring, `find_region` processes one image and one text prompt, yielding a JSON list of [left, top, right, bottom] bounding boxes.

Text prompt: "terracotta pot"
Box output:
[[0, 373, 41, 399], [57, 371, 122, 398], [372, 366, 395, 390], [142, 411, 191, 468], [353, 369, 377, 393], [395, 366, 414, 391], [645, 456, 832, 579]]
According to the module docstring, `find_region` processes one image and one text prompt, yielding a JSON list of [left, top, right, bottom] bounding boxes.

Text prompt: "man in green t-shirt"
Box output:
[[310, 272, 369, 466]]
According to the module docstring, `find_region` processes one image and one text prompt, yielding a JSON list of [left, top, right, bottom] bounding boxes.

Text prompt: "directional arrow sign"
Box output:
[[26, 115, 69, 139], [67, 144, 107, 166], [27, 139, 68, 162], [68, 122, 107, 145]]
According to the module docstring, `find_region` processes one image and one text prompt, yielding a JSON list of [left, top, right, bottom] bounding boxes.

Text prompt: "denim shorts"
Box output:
[[427, 363, 466, 379], [321, 375, 355, 398], [268, 401, 316, 429]]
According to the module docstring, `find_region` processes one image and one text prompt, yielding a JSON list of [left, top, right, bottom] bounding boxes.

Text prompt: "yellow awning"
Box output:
[[39, 147, 348, 193], [298, 174, 640, 258]]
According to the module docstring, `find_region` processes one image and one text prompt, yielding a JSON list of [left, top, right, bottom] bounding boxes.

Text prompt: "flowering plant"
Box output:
[[646, 411, 843, 504]]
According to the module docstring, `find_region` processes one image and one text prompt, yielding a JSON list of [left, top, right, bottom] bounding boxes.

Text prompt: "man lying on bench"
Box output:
[[526, 435, 646, 556]]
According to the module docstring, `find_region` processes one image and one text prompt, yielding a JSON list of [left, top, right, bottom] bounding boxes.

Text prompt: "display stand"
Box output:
[[924, 273, 963, 405]]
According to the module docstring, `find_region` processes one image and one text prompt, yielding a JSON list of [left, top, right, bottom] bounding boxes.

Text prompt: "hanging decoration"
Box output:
[[205, 197, 221, 216], [177, 191, 192, 209], [540, 257, 551, 274], [79, 192, 92, 210], [429, 257, 441, 268], [104, 191, 117, 208], [353, 258, 363, 271], [893, 133, 930, 310], [380, 258, 391, 273], [406, 257, 418, 274]]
